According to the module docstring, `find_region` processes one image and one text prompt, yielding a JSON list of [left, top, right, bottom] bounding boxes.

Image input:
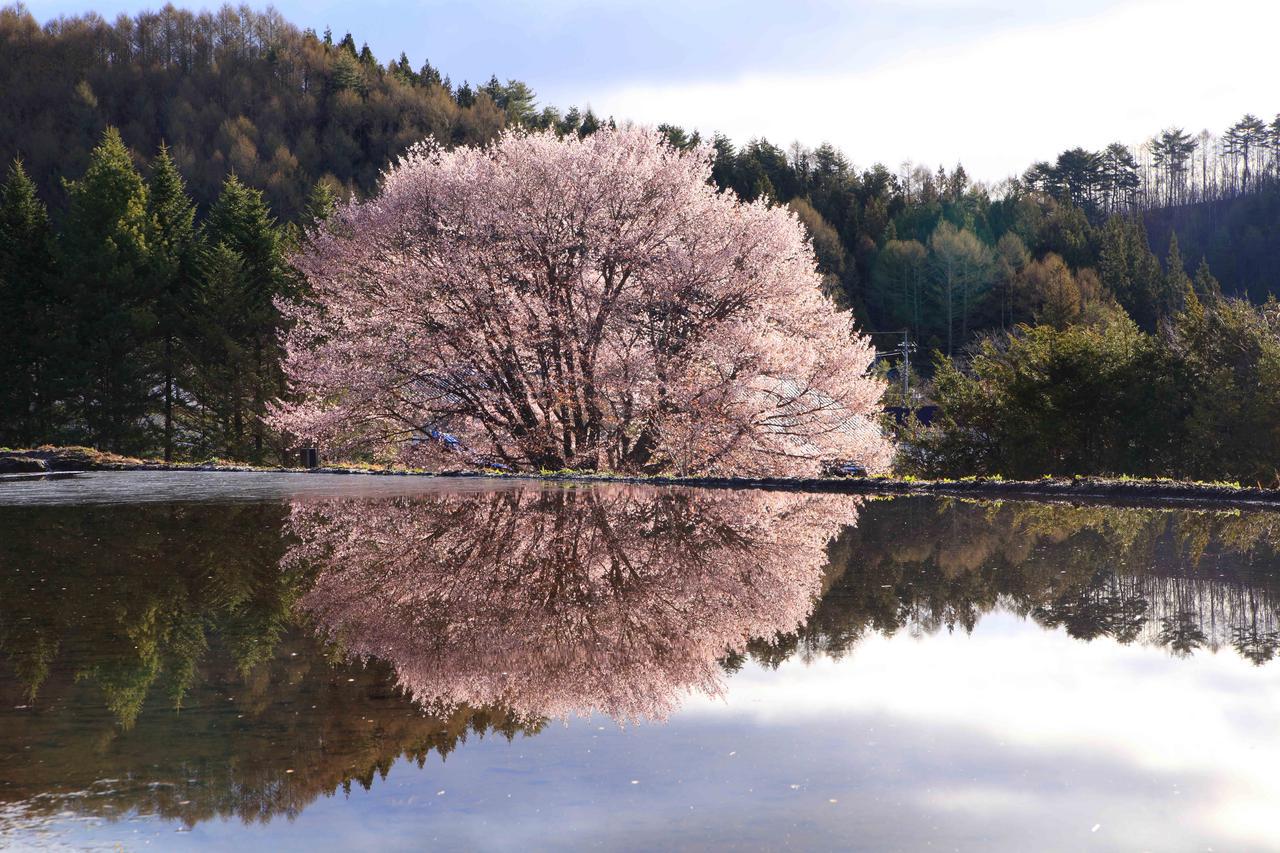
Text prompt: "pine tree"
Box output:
[[1099, 217, 1163, 331], [203, 175, 288, 461], [147, 143, 202, 461], [1192, 257, 1222, 301], [1130, 220, 1165, 329], [1098, 218, 1132, 303], [1163, 232, 1193, 312], [0, 159, 56, 445], [59, 128, 154, 452], [187, 242, 247, 457], [301, 179, 336, 228]]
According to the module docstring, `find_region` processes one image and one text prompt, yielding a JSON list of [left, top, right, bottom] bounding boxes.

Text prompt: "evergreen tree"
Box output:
[[1164, 232, 1192, 310], [301, 179, 337, 228], [1192, 257, 1222, 300], [499, 80, 537, 125], [59, 128, 154, 452], [187, 242, 248, 458], [0, 159, 56, 445], [1099, 217, 1164, 331], [147, 144, 203, 461], [202, 175, 289, 461], [281, 180, 338, 253], [418, 59, 442, 88]]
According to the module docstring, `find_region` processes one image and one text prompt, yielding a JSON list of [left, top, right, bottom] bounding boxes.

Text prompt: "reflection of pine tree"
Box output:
[[809, 496, 1280, 666], [1108, 576, 1150, 645], [1230, 592, 1280, 665], [0, 502, 298, 723], [1032, 571, 1151, 642], [1158, 612, 1208, 657]]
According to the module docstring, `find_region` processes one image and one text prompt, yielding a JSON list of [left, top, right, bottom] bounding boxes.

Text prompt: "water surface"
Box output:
[[2, 472, 1279, 850]]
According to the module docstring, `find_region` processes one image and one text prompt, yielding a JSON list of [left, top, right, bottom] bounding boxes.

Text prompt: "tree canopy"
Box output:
[[275, 127, 891, 475]]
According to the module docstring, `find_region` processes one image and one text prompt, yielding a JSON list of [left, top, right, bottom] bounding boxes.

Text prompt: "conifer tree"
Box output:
[[1163, 232, 1193, 311], [1192, 257, 1222, 300], [203, 175, 289, 460], [0, 159, 56, 445], [301, 180, 337, 229], [187, 242, 247, 457], [59, 128, 154, 452], [1099, 217, 1164, 331], [147, 143, 202, 460]]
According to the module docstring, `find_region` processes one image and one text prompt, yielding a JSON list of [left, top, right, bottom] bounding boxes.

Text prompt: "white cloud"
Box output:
[[584, 0, 1280, 180], [681, 610, 1280, 848]]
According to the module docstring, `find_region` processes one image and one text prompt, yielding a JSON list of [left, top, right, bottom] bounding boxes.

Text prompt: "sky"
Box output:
[[24, 0, 1280, 180]]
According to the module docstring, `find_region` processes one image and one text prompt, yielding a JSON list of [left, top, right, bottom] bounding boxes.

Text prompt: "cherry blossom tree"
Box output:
[[286, 485, 863, 722], [273, 126, 891, 475]]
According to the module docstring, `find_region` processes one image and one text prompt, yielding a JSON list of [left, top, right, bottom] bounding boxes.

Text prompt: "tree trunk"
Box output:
[[163, 336, 173, 462]]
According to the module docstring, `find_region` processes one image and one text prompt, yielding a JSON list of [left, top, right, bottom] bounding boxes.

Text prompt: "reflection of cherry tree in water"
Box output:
[[288, 486, 862, 721]]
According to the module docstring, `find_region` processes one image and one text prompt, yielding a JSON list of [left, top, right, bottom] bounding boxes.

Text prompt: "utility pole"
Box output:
[[900, 330, 910, 404], [868, 329, 916, 406]]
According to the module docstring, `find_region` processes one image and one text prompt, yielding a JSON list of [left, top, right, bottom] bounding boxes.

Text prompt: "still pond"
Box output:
[[2, 472, 1279, 850]]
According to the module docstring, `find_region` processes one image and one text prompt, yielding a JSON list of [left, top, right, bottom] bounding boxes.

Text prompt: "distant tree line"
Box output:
[[1024, 116, 1280, 215], [901, 280, 1280, 483], [657, 122, 1280, 483], [659, 111, 1280, 357]]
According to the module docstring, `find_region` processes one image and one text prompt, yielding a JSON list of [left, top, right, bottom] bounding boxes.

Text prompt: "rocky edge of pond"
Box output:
[[4, 446, 1280, 507]]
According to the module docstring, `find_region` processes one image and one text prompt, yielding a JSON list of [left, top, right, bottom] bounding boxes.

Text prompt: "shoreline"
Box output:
[[4, 447, 1280, 510]]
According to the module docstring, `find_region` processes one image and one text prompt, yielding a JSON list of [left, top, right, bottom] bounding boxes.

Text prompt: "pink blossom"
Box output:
[[273, 126, 891, 475], [287, 485, 863, 722]]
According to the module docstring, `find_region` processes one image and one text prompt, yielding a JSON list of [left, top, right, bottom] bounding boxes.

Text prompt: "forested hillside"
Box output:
[[0, 3, 604, 218], [1145, 188, 1280, 303], [5, 1, 1280, 339], [3, 2, 1280, 479]]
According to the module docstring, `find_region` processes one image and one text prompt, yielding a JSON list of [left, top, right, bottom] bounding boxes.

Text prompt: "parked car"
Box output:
[[821, 460, 869, 478]]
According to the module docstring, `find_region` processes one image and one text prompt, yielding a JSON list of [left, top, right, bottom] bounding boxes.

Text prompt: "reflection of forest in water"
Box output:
[[3, 488, 1280, 828], [801, 497, 1280, 666]]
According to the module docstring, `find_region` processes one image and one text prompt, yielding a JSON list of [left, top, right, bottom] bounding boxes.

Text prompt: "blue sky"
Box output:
[[24, 0, 1280, 179]]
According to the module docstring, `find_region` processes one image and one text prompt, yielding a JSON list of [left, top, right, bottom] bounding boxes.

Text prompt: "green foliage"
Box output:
[[0, 130, 292, 461], [1164, 292, 1280, 482], [58, 128, 155, 452], [903, 311, 1174, 478], [182, 175, 292, 462], [870, 238, 928, 335], [1098, 216, 1168, 330], [788, 197, 854, 307], [0, 159, 56, 445], [927, 221, 994, 355], [147, 143, 203, 460], [0, 5, 567, 219], [908, 293, 1280, 482]]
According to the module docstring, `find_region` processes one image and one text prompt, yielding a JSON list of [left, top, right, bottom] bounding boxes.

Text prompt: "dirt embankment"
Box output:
[[0, 446, 264, 473], [4, 446, 1279, 508]]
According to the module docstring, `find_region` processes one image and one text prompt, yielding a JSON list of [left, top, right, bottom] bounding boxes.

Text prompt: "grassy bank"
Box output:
[[4, 446, 1280, 508]]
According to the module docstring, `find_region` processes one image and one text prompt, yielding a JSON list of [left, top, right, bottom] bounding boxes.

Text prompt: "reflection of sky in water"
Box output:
[[29, 610, 1280, 852]]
